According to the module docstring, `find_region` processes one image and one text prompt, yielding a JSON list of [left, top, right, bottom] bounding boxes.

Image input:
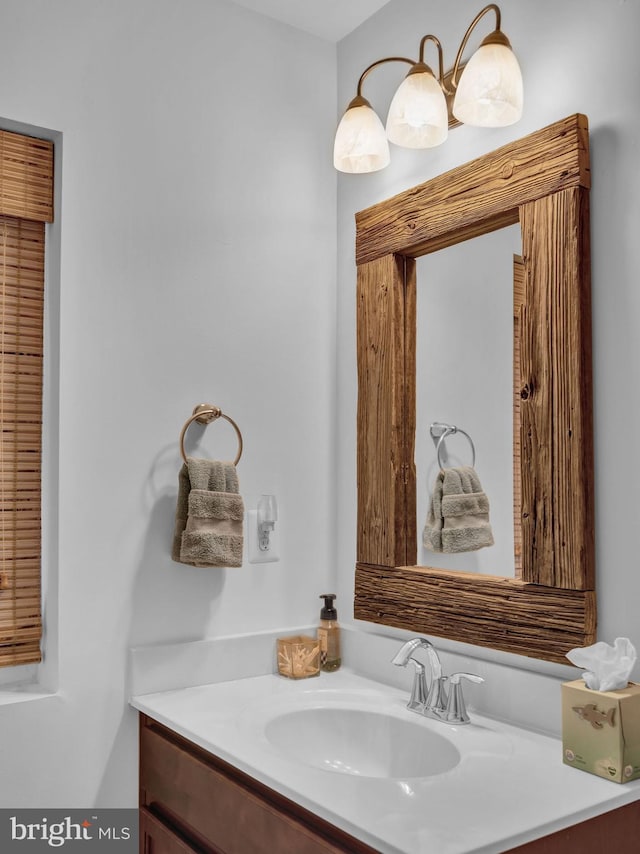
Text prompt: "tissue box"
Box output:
[[276, 635, 320, 679], [561, 679, 640, 783]]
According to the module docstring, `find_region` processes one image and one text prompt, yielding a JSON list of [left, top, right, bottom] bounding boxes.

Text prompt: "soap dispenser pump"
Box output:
[[318, 594, 341, 672]]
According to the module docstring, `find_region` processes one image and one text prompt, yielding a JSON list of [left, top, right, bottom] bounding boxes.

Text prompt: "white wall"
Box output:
[[0, 0, 336, 807], [336, 0, 640, 692]]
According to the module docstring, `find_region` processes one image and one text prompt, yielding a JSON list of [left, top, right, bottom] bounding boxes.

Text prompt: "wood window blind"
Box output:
[[0, 130, 53, 667]]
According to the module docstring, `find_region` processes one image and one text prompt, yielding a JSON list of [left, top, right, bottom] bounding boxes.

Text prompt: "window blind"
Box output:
[[0, 130, 53, 667]]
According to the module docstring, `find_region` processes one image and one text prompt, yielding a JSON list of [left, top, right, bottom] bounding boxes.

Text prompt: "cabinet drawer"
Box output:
[[140, 717, 376, 854], [140, 808, 201, 854]]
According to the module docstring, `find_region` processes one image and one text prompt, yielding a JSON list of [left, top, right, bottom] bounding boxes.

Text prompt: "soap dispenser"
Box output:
[[318, 594, 341, 672]]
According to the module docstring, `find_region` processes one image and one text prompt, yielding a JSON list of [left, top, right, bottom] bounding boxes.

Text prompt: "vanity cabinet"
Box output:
[[139, 714, 378, 854], [139, 713, 639, 854], [508, 800, 639, 854]]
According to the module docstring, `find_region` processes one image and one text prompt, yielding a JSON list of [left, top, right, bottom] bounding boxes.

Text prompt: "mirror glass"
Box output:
[[415, 224, 522, 577]]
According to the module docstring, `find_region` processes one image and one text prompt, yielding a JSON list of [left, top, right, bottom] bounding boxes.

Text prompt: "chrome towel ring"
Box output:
[[179, 403, 243, 466], [430, 422, 476, 470]]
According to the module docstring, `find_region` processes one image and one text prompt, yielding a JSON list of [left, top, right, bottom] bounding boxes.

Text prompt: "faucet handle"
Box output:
[[450, 672, 484, 684], [445, 672, 484, 725]]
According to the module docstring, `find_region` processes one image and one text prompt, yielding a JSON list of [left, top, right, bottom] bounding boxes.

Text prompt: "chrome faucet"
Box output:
[[391, 637, 483, 725]]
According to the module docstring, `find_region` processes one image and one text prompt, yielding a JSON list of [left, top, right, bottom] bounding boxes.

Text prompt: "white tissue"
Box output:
[[566, 637, 637, 692]]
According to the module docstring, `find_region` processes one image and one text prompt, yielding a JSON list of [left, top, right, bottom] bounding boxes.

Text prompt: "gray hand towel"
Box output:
[[423, 465, 494, 554], [172, 458, 244, 567]]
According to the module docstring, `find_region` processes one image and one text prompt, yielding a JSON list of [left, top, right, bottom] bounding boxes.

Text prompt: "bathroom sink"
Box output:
[[132, 664, 638, 854], [264, 706, 461, 778]]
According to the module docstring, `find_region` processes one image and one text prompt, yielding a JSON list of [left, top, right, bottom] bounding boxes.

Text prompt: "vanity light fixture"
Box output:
[[333, 3, 523, 174]]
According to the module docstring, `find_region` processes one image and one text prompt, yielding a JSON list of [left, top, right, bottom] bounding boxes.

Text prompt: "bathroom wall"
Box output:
[[0, 0, 336, 806], [336, 0, 640, 687]]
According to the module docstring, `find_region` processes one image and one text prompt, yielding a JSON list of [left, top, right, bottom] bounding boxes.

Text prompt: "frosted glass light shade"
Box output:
[[386, 69, 448, 149], [333, 103, 390, 174], [452, 42, 523, 127]]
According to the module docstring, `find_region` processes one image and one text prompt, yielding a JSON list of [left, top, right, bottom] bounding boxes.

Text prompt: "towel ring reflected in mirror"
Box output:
[[431, 422, 476, 470], [179, 403, 243, 466]]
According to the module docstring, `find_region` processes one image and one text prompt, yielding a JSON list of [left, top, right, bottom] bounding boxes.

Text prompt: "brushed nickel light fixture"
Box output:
[[334, 4, 523, 174]]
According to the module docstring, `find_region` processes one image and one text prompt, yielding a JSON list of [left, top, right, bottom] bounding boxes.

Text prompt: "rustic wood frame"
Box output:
[[354, 114, 595, 663]]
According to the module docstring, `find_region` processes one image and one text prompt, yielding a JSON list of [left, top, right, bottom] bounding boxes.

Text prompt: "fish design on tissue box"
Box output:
[[572, 704, 616, 730]]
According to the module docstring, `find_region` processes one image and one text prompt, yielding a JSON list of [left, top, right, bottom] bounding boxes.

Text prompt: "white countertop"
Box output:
[[131, 668, 640, 854]]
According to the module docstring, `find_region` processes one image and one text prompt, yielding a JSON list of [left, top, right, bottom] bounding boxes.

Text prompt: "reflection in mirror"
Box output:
[[415, 224, 521, 577]]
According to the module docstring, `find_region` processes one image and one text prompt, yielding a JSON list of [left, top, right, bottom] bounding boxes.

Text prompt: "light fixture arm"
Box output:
[[418, 34, 445, 84], [355, 55, 416, 99], [449, 3, 503, 93]]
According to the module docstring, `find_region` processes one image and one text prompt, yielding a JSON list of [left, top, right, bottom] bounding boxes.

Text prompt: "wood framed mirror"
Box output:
[[354, 114, 594, 664]]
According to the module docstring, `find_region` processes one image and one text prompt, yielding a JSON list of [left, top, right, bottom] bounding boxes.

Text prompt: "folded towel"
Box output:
[[423, 465, 494, 554], [172, 457, 244, 567]]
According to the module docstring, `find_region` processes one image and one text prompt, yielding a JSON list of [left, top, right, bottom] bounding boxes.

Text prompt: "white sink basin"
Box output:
[[265, 706, 461, 778]]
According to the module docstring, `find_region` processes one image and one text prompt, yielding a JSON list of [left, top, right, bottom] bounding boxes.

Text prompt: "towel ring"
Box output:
[[179, 403, 243, 466], [435, 425, 475, 470]]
